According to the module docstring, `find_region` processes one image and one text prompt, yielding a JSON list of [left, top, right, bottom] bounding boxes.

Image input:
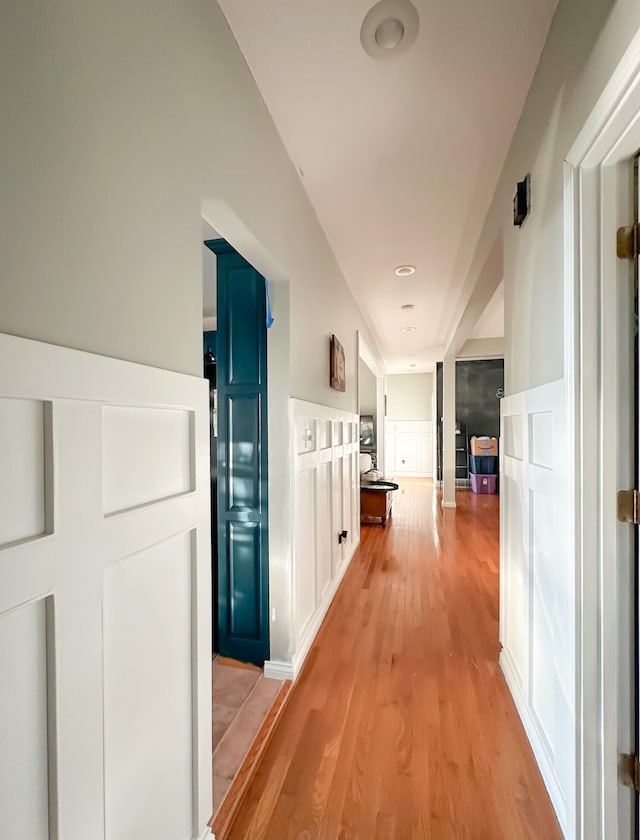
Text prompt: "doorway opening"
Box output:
[[204, 236, 269, 666], [435, 358, 504, 492], [201, 219, 290, 828]]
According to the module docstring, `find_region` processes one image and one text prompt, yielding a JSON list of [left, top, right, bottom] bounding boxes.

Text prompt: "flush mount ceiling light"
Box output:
[[401, 326, 416, 333], [361, 0, 419, 61], [400, 303, 414, 311], [394, 264, 416, 276], [409, 363, 417, 368]]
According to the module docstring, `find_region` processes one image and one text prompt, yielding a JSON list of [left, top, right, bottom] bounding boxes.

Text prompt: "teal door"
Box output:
[[205, 239, 269, 666]]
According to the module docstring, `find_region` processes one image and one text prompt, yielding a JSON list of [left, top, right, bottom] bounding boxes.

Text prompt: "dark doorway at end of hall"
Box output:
[[435, 358, 504, 489]]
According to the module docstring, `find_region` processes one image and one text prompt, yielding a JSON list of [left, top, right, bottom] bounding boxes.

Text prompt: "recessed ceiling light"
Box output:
[[401, 326, 416, 333], [375, 18, 404, 49], [400, 303, 414, 311], [361, 0, 419, 61], [409, 363, 417, 368], [394, 264, 416, 276]]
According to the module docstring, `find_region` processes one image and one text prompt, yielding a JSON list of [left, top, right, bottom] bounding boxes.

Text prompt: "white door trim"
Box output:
[[357, 331, 386, 473], [566, 26, 640, 840]]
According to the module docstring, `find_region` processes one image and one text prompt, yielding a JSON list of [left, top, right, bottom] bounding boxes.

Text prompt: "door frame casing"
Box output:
[[357, 332, 386, 474], [566, 28, 640, 839], [206, 238, 270, 666]]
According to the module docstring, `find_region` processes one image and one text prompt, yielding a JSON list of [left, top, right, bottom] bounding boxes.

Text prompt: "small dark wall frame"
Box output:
[[330, 334, 346, 392], [513, 173, 531, 227]]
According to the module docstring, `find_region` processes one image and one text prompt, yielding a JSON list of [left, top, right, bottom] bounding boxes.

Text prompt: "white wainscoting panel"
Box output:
[[499, 379, 571, 835], [267, 400, 359, 681], [384, 420, 433, 476], [0, 397, 50, 546], [0, 333, 211, 840], [103, 531, 193, 840], [0, 597, 50, 838], [103, 405, 193, 514], [316, 461, 333, 600], [502, 413, 523, 460], [503, 473, 526, 688], [294, 467, 317, 643]]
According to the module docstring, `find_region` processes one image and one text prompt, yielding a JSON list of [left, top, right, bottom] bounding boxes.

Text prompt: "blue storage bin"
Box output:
[[469, 455, 497, 475]]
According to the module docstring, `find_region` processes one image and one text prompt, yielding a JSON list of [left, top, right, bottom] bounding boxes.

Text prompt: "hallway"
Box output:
[[226, 479, 562, 839]]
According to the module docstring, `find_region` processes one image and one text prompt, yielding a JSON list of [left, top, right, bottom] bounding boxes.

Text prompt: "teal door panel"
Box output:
[[228, 521, 261, 639], [226, 394, 262, 511], [206, 239, 269, 666], [226, 266, 264, 386]]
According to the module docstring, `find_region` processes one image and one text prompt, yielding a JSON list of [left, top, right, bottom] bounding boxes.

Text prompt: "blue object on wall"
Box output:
[[204, 239, 270, 666], [265, 278, 275, 328]]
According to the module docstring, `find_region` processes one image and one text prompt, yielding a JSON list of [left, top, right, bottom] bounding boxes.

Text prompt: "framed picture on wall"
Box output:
[[330, 334, 346, 392]]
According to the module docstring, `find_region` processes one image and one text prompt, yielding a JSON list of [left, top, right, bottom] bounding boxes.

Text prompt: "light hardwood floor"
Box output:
[[227, 479, 562, 839]]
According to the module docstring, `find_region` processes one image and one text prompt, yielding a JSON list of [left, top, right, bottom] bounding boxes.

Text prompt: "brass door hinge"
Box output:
[[617, 490, 640, 524], [617, 224, 639, 259], [621, 753, 640, 791]]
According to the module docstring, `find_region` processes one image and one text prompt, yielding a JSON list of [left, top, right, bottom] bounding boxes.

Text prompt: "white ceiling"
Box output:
[[218, 0, 557, 371]]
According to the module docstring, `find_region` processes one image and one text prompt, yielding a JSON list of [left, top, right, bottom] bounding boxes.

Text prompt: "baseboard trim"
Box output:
[[264, 659, 295, 681], [265, 537, 359, 683], [211, 679, 293, 840], [199, 827, 215, 840], [499, 649, 567, 833], [291, 539, 356, 679], [441, 501, 457, 509]]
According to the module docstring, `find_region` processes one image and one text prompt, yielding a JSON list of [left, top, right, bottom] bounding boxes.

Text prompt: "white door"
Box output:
[[0, 334, 212, 840]]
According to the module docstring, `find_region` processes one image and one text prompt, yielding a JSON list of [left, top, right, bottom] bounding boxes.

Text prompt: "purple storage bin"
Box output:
[[470, 473, 497, 494]]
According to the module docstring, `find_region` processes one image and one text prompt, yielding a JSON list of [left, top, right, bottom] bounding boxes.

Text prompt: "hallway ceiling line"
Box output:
[[218, 0, 558, 371]]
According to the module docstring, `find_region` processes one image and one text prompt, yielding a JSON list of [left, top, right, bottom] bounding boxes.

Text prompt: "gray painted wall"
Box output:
[[359, 358, 377, 416], [386, 373, 433, 421], [0, 0, 382, 412], [0, 0, 386, 667]]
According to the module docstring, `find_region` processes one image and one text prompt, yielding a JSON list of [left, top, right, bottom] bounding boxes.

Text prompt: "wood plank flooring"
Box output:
[[227, 479, 562, 839]]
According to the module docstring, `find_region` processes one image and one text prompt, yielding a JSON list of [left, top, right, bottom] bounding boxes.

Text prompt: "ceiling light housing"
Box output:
[[401, 326, 416, 334], [361, 0, 419, 61], [394, 264, 416, 277], [375, 18, 404, 49], [401, 303, 414, 311]]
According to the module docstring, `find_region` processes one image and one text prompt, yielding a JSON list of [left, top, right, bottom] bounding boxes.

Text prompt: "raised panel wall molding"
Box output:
[[384, 419, 433, 476], [499, 379, 570, 835], [265, 399, 359, 681], [0, 332, 212, 840]]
